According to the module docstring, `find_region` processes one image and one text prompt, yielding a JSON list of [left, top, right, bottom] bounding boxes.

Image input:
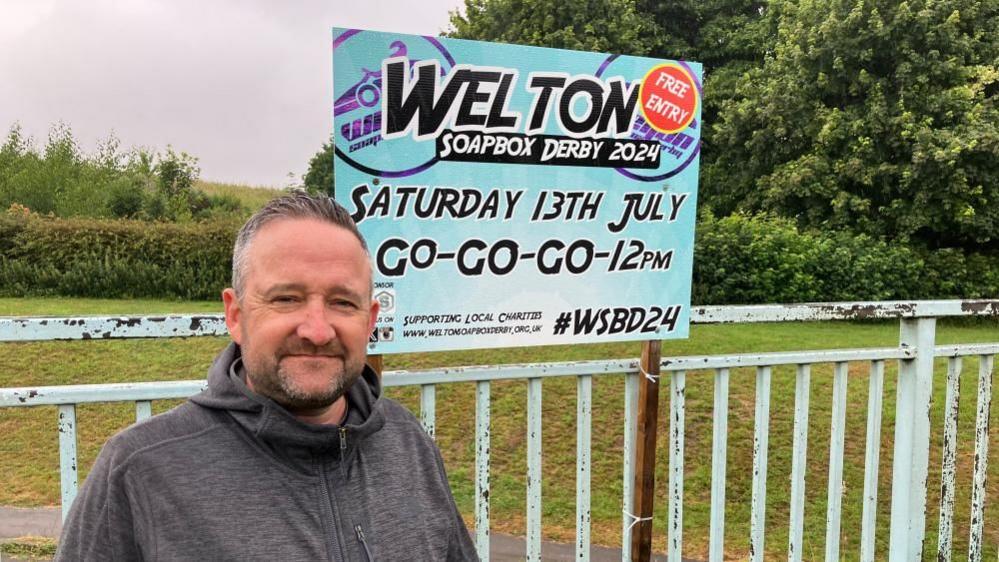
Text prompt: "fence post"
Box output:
[[58, 404, 79, 521], [630, 340, 662, 562], [888, 317, 936, 561], [367, 355, 384, 377]]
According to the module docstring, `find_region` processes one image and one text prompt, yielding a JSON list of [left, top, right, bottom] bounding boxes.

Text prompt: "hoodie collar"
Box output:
[[191, 342, 385, 454]]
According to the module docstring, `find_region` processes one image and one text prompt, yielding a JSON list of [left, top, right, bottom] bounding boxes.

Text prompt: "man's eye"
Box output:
[[272, 295, 298, 304], [330, 299, 358, 309]]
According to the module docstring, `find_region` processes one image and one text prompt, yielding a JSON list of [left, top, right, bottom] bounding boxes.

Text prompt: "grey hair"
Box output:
[[231, 189, 369, 298]]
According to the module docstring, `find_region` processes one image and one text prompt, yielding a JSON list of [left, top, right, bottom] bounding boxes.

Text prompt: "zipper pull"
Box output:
[[337, 427, 350, 480], [355, 524, 374, 562]]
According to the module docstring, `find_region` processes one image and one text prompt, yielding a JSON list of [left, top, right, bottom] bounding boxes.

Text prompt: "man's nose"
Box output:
[[297, 300, 335, 346]]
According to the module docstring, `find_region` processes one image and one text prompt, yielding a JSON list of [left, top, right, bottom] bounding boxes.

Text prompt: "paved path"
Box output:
[[0, 507, 61, 542], [1, 506, 679, 561]]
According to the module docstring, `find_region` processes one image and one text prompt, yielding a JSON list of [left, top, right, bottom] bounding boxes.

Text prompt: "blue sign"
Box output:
[[333, 28, 702, 353]]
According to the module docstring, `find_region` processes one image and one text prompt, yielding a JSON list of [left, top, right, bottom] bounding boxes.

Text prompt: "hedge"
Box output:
[[693, 212, 999, 304], [1, 212, 996, 304], [0, 214, 238, 300]]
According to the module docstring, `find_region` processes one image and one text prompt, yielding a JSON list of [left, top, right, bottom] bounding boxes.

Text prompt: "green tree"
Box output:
[[640, 0, 780, 126], [0, 123, 235, 222], [448, 0, 779, 153], [706, 0, 999, 248], [303, 138, 335, 196], [156, 147, 199, 198], [449, 0, 654, 55]]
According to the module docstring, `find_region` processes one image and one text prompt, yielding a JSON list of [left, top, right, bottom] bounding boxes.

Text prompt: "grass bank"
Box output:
[[194, 180, 281, 212], [1, 298, 996, 560]]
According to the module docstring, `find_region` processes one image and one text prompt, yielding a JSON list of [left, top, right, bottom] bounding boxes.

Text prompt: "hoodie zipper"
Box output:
[[339, 427, 348, 480], [316, 455, 345, 561], [339, 428, 371, 562], [355, 524, 374, 562]]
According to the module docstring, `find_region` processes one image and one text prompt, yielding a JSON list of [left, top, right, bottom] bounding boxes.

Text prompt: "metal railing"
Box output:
[[1, 300, 996, 561]]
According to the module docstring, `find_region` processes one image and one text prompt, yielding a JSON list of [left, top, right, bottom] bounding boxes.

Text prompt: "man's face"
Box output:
[[222, 218, 378, 412]]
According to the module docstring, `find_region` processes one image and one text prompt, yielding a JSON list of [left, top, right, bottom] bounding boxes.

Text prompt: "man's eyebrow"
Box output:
[[262, 283, 366, 301], [329, 286, 366, 302], [262, 283, 306, 296]]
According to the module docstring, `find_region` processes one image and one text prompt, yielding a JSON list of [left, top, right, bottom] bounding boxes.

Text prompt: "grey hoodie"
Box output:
[[55, 343, 478, 561]]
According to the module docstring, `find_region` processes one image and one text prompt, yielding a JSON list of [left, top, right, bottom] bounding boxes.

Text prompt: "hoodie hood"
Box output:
[[191, 342, 385, 455]]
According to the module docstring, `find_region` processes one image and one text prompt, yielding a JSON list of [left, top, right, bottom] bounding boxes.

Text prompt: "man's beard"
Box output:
[[242, 338, 365, 412]]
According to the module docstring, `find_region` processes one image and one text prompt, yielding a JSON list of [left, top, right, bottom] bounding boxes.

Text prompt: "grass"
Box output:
[[0, 537, 57, 559], [195, 180, 282, 211], [1, 297, 997, 560]]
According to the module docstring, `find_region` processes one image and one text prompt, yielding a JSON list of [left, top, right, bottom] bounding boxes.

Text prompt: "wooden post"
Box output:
[[367, 354, 384, 378], [631, 340, 662, 561]]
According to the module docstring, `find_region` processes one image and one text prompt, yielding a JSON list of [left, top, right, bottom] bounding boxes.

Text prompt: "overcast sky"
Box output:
[[0, 0, 464, 187]]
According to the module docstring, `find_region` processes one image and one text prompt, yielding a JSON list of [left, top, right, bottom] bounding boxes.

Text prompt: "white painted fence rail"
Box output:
[[1, 300, 997, 561]]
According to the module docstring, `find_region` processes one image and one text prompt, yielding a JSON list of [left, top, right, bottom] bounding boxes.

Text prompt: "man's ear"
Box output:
[[222, 288, 244, 345], [368, 298, 380, 333]]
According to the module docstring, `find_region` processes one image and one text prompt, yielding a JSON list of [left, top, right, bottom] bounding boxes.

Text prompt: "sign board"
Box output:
[[333, 28, 702, 353]]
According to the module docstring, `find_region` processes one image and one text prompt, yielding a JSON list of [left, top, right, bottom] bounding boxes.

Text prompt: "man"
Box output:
[[56, 192, 478, 561]]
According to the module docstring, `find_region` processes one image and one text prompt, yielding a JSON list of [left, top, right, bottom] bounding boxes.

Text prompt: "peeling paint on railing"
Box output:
[[3, 300, 997, 343], [0, 315, 227, 342], [691, 300, 999, 324]]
